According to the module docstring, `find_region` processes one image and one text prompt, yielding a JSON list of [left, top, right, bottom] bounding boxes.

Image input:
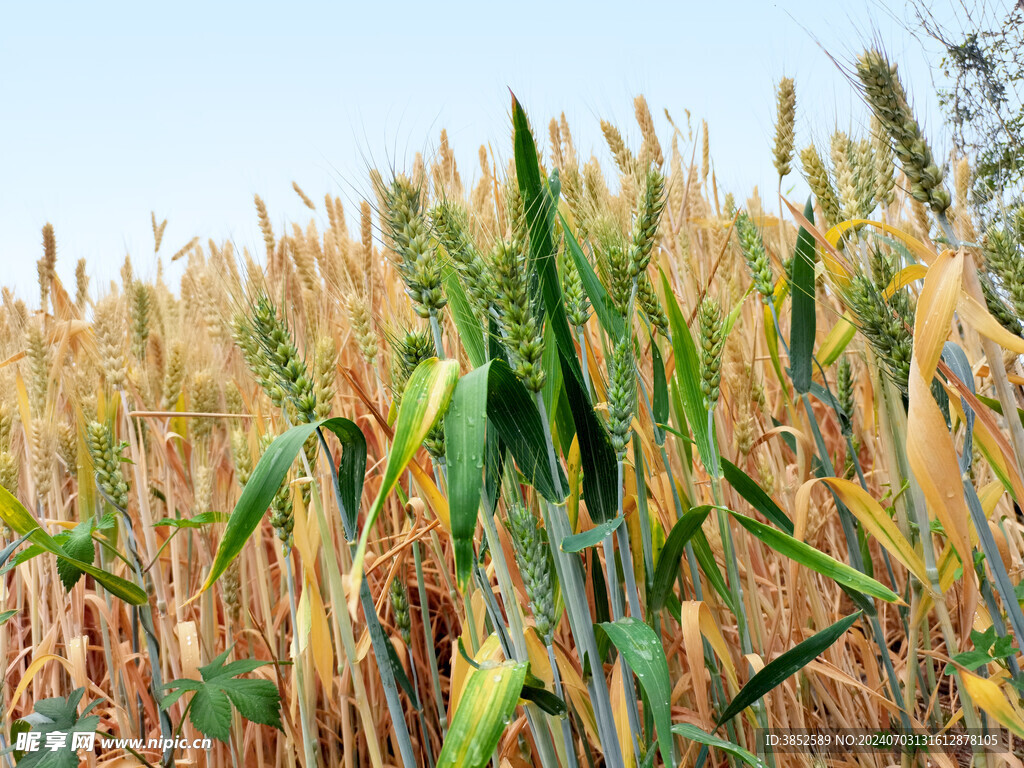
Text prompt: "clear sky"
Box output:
[[0, 0, 960, 299]]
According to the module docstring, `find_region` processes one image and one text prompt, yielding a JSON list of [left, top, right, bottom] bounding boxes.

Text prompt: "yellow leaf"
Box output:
[[803, 478, 929, 585], [961, 672, 1024, 738], [818, 313, 857, 366], [6, 654, 75, 718], [958, 292, 1024, 355], [826, 219, 935, 265], [882, 264, 928, 300], [905, 249, 973, 574]]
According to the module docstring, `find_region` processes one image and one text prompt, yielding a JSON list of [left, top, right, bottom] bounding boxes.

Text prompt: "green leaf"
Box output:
[[689, 529, 735, 612], [512, 94, 620, 524], [722, 459, 793, 535], [671, 723, 764, 767], [597, 618, 675, 768], [444, 268, 486, 368], [789, 198, 817, 394], [649, 505, 712, 612], [651, 335, 669, 428], [0, 484, 147, 605], [352, 359, 459, 583], [0, 608, 16, 625], [14, 688, 101, 768], [154, 511, 229, 529], [446, 357, 568, 589], [663, 271, 719, 477], [437, 660, 527, 768], [200, 416, 367, 593], [561, 516, 623, 553], [485, 360, 567, 502], [560, 216, 624, 338], [163, 649, 281, 743], [560, 351, 619, 522], [520, 683, 567, 716], [716, 611, 862, 725], [728, 510, 899, 602], [445, 364, 491, 588], [56, 517, 96, 591]]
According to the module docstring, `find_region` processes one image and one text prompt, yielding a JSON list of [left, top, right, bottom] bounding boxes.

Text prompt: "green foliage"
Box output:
[[161, 649, 282, 743], [13, 688, 101, 768]]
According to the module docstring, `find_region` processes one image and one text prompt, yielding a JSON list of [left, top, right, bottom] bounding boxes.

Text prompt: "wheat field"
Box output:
[[3, 49, 1024, 768]]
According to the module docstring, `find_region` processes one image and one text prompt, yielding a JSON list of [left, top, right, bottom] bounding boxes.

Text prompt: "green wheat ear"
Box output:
[[506, 503, 556, 644], [697, 297, 725, 411], [490, 237, 546, 394], [856, 49, 950, 215], [735, 212, 774, 301], [382, 176, 447, 319], [86, 420, 129, 511], [606, 336, 636, 461]]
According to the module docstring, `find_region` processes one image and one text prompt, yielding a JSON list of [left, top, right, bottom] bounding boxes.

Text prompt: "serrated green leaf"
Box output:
[[57, 517, 96, 591], [0, 484, 147, 605], [164, 649, 281, 743], [190, 685, 232, 743]]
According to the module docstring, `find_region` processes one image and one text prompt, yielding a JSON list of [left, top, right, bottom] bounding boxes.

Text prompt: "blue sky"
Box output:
[[0, 1, 958, 298]]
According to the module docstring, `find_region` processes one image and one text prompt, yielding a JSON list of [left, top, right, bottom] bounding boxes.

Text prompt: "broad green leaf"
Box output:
[[729, 511, 898, 602], [789, 198, 817, 393], [445, 364, 492, 588], [445, 357, 563, 590], [511, 93, 619, 523], [716, 611, 861, 725], [485, 360, 567, 501], [561, 516, 623, 553], [671, 723, 763, 767], [0, 484, 147, 605], [437, 661, 528, 768], [352, 359, 459, 590], [14, 688, 101, 768], [0, 609, 16, 625], [649, 506, 712, 613], [597, 618, 674, 768], [444, 268, 485, 368], [162, 649, 281, 743], [560, 216, 624, 338], [56, 516, 96, 591], [722, 459, 793, 534], [663, 272, 719, 477], [199, 416, 367, 594]]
